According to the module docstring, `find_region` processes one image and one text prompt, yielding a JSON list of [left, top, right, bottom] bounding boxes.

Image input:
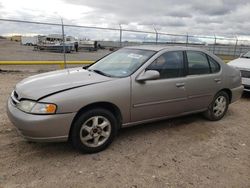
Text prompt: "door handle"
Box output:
[[214, 78, 221, 83], [176, 83, 185, 88]]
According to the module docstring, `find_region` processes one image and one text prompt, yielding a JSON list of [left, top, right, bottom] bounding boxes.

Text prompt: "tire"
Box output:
[[203, 91, 229, 121], [70, 108, 118, 153]]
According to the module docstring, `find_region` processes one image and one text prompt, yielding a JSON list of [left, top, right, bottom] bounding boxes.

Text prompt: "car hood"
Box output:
[[228, 58, 250, 70], [15, 67, 115, 100]]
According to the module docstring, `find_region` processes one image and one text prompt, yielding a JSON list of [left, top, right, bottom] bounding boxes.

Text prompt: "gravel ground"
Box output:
[[0, 71, 249, 188]]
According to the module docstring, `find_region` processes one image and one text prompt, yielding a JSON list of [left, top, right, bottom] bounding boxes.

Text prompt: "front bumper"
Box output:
[[242, 78, 250, 92], [7, 98, 76, 142]]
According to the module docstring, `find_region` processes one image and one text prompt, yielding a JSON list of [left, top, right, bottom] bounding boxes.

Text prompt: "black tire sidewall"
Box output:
[[71, 108, 118, 153]]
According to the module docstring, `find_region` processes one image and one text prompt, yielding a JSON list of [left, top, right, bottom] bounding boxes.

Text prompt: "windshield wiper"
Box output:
[[90, 69, 112, 77]]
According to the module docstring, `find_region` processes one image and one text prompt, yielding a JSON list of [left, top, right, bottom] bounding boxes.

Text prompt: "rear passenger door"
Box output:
[[185, 51, 222, 111]]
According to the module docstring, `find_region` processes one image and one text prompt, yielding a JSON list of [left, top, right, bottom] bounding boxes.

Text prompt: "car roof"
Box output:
[[125, 45, 225, 65], [125, 45, 207, 52]]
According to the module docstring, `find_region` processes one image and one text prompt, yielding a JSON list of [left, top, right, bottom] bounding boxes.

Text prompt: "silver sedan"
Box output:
[[7, 46, 243, 153]]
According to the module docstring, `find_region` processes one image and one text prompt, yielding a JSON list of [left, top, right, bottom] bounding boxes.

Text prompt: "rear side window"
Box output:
[[208, 56, 220, 73], [187, 51, 210, 75], [147, 51, 184, 79]]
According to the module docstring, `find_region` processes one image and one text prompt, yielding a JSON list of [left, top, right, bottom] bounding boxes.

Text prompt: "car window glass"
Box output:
[[208, 56, 220, 73], [146, 51, 184, 79], [88, 49, 155, 77], [187, 51, 210, 75]]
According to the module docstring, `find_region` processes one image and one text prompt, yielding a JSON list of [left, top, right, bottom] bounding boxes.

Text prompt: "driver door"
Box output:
[[131, 51, 188, 122]]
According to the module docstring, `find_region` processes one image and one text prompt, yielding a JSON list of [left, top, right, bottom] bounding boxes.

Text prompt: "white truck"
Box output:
[[21, 36, 39, 46]]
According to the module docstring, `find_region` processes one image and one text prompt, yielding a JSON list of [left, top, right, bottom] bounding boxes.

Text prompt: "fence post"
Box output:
[[153, 26, 158, 44], [213, 34, 217, 54], [61, 18, 66, 69], [233, 36, 238, 57], [186, 33, 188, 46], [119, 24, 122, 48]]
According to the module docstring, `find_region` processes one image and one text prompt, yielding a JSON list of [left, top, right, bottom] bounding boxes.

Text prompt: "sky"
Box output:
[[0, 0, 250, 43]]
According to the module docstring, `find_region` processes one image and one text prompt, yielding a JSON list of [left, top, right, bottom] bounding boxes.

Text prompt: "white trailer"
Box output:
[[21, 36, 39, 46]]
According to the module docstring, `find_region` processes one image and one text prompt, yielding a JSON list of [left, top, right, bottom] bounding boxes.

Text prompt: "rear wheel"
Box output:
[[70, 108, 118, 153], [203, 91, 229, 121]]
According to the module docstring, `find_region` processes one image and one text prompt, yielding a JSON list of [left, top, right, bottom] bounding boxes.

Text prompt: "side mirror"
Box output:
[[136, 70, 160, 82]]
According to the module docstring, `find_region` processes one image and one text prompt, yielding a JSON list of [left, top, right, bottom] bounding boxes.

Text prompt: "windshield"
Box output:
[[242, 51, 250, 58], [88, 48, 156, 77]]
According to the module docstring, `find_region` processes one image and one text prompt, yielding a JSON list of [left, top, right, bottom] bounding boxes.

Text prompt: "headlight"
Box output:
[[16, 100, 36, 113], [17, 100, 57, 114]]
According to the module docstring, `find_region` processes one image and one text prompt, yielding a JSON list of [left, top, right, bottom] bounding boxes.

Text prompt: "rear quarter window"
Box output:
[[208, 56, 221, 73]]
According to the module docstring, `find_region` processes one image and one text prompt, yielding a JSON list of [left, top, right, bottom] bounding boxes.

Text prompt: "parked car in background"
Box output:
[[7, 46, 243, 153], [228, 51, 250, 92]]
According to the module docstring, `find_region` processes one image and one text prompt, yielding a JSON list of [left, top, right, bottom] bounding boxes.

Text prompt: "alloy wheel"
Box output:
[[79, 116, 111, 147], [213, 96, 227, 117]]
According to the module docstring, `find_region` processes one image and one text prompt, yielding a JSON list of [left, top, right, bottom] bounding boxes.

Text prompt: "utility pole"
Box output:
[[119, 24, 122, 48], [153, 25, 158, 44], [61, 18, 66, 68], [213, 34, 217, 54], [234, 35, 238, 57]]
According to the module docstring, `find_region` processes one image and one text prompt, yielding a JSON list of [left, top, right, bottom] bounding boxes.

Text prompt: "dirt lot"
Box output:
[[0, 39, 111, 61], [0, 70, 249, 188], [0, 38, 112, 73]]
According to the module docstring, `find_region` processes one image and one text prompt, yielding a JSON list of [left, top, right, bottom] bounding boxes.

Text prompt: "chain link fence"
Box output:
[[1, 18, 250, 68]]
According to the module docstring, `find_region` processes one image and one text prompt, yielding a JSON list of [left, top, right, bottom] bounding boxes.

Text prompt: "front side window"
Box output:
[[187, 51, 210, 75], [88, 48, 155, 77], [147, 51, 184, 79]]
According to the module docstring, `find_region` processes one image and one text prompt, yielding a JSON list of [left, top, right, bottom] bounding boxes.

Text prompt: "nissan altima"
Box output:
[[7, 46, 243, 153]]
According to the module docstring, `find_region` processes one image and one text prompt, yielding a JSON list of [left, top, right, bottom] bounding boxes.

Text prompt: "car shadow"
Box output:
[[116, 113, 213, 141], [242, 91, 250, 98], [25, 140, 75, 155]]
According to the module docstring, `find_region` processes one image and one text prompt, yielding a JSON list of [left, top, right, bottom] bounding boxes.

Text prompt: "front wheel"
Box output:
[[70, 108, 118, 153], [203, 91, 229, 121]]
